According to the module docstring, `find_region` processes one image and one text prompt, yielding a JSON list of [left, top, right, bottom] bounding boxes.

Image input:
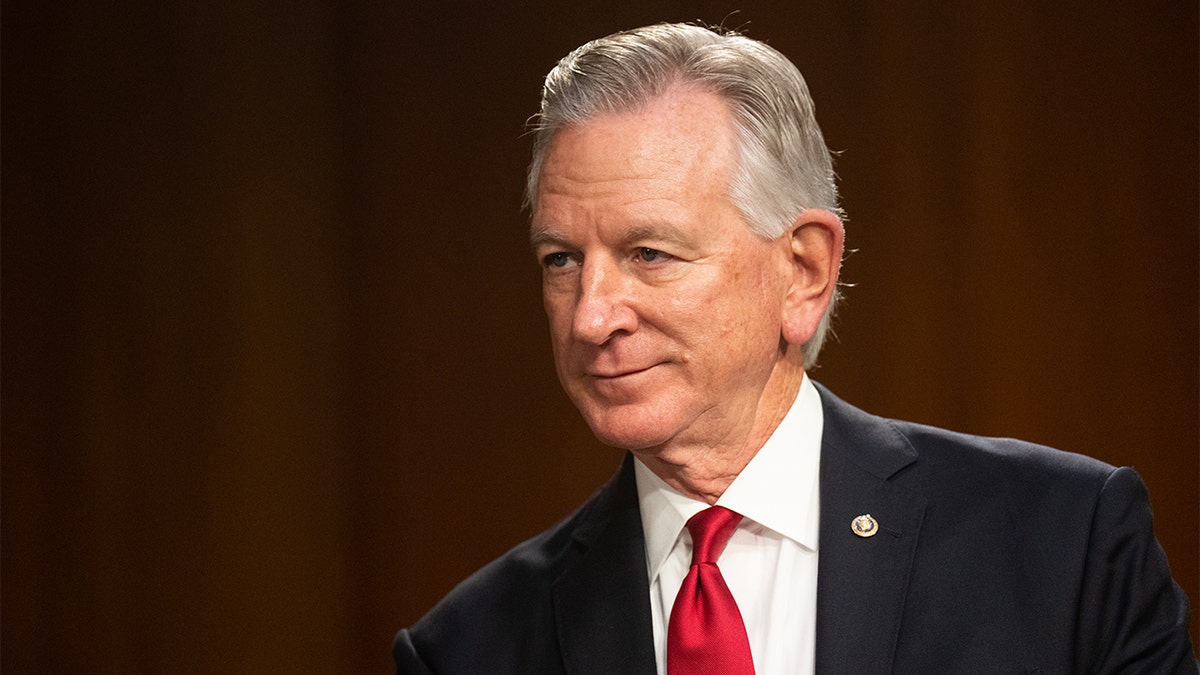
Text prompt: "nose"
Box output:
[[571, 257, 638, 345]]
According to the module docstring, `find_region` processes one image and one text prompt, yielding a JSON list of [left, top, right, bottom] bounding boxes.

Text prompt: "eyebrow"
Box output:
[[621, 223, 694, 249], [529, 224, 568, 249], [528, 222, 695, 250]]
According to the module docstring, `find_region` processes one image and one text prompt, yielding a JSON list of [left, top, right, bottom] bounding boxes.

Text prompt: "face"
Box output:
[[531, 89, 798, 455]]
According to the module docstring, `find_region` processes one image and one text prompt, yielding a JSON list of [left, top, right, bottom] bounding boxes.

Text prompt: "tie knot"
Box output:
[[685, 506, 743, 565]]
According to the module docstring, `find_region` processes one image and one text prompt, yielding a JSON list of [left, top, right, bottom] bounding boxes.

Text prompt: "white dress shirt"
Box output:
[[634, 375, 823, 675]]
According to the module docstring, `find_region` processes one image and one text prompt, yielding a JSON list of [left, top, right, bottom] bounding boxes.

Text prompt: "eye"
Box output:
[[542, 252, 577, 269], [637, 247, 671, 263]]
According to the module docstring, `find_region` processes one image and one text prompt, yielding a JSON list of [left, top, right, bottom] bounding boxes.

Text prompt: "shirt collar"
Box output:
[[634, 375, 824, 581]]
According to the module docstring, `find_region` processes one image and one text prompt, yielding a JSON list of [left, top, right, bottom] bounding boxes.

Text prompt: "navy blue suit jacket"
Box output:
[[395, 384, 1196, 673]]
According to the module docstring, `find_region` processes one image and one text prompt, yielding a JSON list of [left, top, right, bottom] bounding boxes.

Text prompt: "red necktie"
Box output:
[[667, 506, 755, 675]]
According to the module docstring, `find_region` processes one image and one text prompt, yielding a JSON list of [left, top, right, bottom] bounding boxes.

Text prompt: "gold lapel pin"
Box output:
[[851, 514, 879, 538]]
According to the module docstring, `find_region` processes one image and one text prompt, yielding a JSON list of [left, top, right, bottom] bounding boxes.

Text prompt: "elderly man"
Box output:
[[394, 23, 1195, 674]]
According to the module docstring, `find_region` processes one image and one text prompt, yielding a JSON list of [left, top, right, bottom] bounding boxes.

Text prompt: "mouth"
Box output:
[[588, 364, 659, 380]]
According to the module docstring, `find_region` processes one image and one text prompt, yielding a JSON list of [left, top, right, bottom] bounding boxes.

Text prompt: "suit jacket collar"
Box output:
[[813, 382, 926, 673]]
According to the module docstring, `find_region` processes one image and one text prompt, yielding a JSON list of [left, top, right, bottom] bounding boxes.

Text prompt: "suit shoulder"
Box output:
[[891, 418, 1116, 482], [815, 382, 1116, 488], [872, 417, 1164, 580], [815, 381, 1119, 495]]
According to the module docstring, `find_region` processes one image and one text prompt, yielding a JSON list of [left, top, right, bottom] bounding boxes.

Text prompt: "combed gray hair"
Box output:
[[526, 22, 844, 367]]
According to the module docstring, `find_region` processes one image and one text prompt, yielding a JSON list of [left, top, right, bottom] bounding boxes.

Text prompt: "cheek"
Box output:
[[544, 294, 586, 375], [543, 290, 571, 328], [705, 258, 781, 320], [707, 269, 786, 354]]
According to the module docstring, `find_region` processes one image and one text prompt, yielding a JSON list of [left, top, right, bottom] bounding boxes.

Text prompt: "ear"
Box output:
[[780, 208, 845, 346]]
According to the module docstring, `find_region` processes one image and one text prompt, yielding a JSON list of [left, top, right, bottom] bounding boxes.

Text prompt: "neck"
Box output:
[[632, 355, 806, 503]]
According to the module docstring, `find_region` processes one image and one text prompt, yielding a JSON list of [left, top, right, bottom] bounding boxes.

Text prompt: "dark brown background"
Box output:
[[4, 1, 1196, 671]]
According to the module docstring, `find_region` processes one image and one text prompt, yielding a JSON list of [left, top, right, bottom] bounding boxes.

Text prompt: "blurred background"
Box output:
[[4, 1, 1196, 671]]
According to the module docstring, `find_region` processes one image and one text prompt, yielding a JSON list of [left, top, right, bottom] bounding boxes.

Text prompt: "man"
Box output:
[[395, 23, 1196, 674]]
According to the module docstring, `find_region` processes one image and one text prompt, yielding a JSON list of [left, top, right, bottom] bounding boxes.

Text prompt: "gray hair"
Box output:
[[526, 22, 844, 367]]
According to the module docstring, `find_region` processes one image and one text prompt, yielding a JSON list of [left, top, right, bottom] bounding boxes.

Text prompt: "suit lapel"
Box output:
[[814, 384, 927, 674], [552, 454, 657, 675]]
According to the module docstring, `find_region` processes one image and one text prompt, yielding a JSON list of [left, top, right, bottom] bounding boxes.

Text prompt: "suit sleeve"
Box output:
[[1074, 466, 1197, 673], [393, 628, 434, 675]]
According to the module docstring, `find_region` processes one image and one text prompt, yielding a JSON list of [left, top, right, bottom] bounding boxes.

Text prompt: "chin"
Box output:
[[589, 428, 671, 451], [579, 404, 680, 451]]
